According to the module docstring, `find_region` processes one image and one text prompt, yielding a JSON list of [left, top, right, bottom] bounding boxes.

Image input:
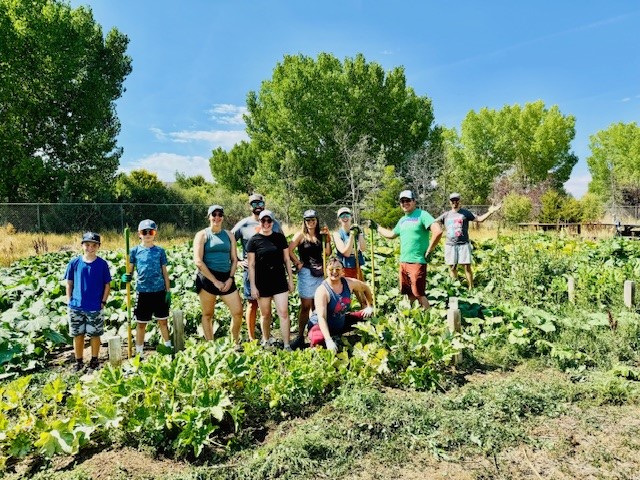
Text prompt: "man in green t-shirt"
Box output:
[[374, 190, 442, 309]]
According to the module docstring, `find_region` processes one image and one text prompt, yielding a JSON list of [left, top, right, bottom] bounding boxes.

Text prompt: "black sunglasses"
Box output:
[[210, 211, 224, 217], [260, 217, 273, 224], [251, 201, 265, 207]]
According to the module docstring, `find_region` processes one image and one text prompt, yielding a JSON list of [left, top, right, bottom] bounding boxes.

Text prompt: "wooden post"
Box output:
[[107, 336, 122, 366], [447, 303, 463, 365], [624, 280, 635, 309], [449, 296, 459, 311], [172, 310, 185, 352], [567, 276, 575, 304]]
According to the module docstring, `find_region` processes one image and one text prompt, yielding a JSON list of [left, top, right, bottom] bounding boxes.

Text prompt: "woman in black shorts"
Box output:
[[193, 205, 243, 346], [246, 210, 294, 350]]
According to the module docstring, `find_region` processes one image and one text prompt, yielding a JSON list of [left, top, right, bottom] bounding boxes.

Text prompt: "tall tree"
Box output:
[[209, 141, 258, 193], [443, 101, 577, 204], [244, 53, 438, 205], [587, 122, 640, 203], [0, 0, 131, 202]]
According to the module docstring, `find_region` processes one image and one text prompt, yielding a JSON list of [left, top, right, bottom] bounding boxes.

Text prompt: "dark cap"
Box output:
[[81, 232, 101, 244], [303, 209, 318, 219]]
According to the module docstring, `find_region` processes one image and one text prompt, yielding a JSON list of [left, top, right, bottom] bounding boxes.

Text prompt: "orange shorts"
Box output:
[[343, 266, 364, 281], [399, 263, 427, 298]]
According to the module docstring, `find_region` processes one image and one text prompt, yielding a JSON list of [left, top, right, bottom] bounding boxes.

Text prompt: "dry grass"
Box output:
[[0, 225, 192, 267]]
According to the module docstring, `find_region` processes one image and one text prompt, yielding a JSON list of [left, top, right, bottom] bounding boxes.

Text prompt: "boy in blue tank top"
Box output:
[[121, 219, 172, 358]]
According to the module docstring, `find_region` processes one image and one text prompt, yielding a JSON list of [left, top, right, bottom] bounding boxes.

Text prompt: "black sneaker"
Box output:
[[88, 358, 99, 370], [290, 335, 306, 350], [74, 361, 84, 372]]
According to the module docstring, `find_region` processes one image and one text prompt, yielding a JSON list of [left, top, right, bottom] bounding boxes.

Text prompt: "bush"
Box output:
[[501, 193, 532, 225]]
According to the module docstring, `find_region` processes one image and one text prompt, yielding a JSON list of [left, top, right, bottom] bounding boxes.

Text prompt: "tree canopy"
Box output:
[[587, 122, 640, 203], [443, 101, 577, 204], [0, 0, 132, 202], [241, 53, 438, 206]]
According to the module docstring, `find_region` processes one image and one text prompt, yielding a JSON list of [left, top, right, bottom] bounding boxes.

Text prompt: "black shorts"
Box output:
[[134, 291, 170, 323], [195, 271, 237, 296]]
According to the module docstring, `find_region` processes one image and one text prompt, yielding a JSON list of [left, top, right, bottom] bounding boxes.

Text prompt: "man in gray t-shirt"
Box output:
[[435, 192, 500, 290], [231, 193, 281, 341]]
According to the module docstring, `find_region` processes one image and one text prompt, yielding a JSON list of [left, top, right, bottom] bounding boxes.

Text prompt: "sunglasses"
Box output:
[[140, 229, 156, 235], [328, 267, 343, 273], [260, 217, 273, 224], [399, 198, 413, 204], [251, 201, 265, 207], [339, 213, 351, 219], [304, 217, 317, 221], [450, 198, 460, 202], [210, 212, 224, 218]]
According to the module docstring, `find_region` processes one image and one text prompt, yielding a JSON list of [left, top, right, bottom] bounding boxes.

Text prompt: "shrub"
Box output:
[[501, 193, 532, 225]]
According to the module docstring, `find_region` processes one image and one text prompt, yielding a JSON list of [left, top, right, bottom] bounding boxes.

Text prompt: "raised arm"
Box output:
[[475, 204, 502, 223]]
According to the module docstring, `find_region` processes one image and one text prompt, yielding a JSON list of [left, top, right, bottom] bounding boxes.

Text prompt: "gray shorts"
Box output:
[[68, 308, 104, 337], [297, 267, 324, 299], [444, 243, 472, 266]]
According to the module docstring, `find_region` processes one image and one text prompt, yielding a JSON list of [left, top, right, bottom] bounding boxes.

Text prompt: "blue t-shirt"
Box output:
[[435, 209, 476, 245], [308, 278, 352, 334], [335, 229, 365, 268], [129, 244, 168, 292], [64, 256, 112, 312]]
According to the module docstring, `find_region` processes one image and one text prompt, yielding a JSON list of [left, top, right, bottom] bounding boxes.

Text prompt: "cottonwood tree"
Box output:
[[587, 122, 640, 204], [443, 101, 577, 204], [244, 53, 437, 205], [209, 141, 258, 194], [0, 0, 131, 202]]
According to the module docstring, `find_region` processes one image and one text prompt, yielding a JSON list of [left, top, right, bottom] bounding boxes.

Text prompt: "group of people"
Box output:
[[64, 190, 499, 370]]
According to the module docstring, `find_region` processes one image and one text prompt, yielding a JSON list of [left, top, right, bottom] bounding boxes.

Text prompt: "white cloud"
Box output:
[[564, 173, 592, 199], [207, 104, 248, 125], [622, 97, 631, 102], [150, 127, 248, 149], [119, 153, 214, 182]]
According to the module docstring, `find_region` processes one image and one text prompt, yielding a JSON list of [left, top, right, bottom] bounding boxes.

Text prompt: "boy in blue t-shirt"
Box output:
[[121, 219, 172, 357], [64, 232, 112, 372]]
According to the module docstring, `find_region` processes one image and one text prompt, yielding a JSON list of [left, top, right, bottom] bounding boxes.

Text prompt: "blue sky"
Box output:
[[70, 0, 640, 198]]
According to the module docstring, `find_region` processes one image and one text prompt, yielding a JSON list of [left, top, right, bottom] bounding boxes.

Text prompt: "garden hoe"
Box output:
[[124, 228, 133, 358]]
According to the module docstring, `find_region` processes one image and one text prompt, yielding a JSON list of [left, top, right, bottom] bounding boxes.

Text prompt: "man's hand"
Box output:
[[240, 259, 249, 270], [425, 250, 433, 262], [489, 203, 502, 214], [368, 219, 378, 231], [350, 225, 360, 236], [325, 337, 338, 352], [165, 291, 172, 306], [121, 273, 132, 283], [362, 306, 374, 318]]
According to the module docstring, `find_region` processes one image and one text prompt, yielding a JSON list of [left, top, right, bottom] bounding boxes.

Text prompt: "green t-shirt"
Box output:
[[392, 209, 435, 264]]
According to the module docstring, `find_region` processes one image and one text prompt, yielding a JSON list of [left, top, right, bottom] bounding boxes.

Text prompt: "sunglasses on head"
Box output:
[[251, 201, 265, 207], [210, 211, 224, 217], [140, 229, 156, 235], [260, 217, 273, 224]]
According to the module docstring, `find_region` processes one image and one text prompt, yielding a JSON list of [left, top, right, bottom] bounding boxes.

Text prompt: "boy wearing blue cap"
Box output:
[[121, 219, 172, 357], [64, 232, 112, 371]]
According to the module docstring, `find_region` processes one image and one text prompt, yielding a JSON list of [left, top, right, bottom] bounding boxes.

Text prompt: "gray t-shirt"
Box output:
[[231, 216, 282, 257], [436, 209, 476, 245]]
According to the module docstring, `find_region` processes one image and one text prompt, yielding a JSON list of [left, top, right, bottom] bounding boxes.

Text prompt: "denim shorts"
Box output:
[[297, 267, 324, 299]]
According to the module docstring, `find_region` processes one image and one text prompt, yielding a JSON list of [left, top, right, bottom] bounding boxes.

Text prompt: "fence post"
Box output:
[[37, 204, 41, 232], [120, 204, 124, 232], [107, 336, 122, 366], [172, 310, 185, 352], [624, 280, 635, 309], [447, 297, 463, 365], [567, 276, 575, 304]]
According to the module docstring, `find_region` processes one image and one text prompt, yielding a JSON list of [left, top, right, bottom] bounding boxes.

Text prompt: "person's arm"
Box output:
[[313, 287, 336, 351], [101, 282, 110, 309], [426, 222, 443, 257], [161, 265, 170, 291], [357, 232, 366, 252], [321, 227, 332, 255], [376, 224, 398, 239], [193, 231, 224, 290], [333, 230, 355, 257], [288, 232, 304, 271], [66, 280, 73, 304], [475, 204, 502, 223], [283, 244, 294, 292], [218, 230, 237, 292], [346, 278, 374, 316], [248, 251, 259, 298]]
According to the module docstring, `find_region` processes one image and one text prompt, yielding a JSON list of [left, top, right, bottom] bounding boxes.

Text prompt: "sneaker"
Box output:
[[88, 358, 99, 370], [260, 337, 277, 348], [74, 361, 84, 372], [283, 345, 293, 352], [233, 343, 244, 353], [290, 335, 306, 350]]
